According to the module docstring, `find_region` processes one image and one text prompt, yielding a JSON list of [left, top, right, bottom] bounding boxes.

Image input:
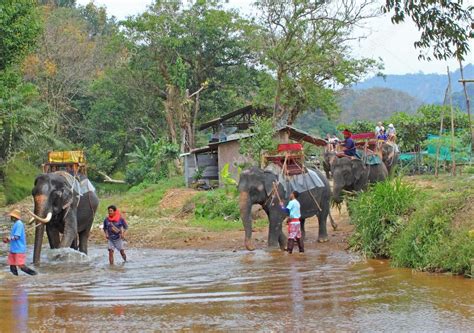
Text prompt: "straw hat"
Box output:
[[8, 209, 21, 220]]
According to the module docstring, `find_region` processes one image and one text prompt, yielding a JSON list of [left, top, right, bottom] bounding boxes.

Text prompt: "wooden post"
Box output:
[[435, 86, 448, 177], [447, 67, 456, 176], [458, 60, 473, 161]]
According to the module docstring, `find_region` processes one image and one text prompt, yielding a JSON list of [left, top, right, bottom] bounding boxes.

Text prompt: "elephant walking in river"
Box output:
[[238, 166, 334, 251], [29, 172, 99, 264]]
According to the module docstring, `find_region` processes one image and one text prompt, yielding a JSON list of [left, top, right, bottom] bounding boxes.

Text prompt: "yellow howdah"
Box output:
[[47, 151, 85, 164]]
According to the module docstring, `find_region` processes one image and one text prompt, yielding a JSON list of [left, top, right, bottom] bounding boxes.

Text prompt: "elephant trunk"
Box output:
[[332, 185, 343, 204], [33, 224, 44, 265], [32, 194, 51, 265], [239, 191, 255, 251]]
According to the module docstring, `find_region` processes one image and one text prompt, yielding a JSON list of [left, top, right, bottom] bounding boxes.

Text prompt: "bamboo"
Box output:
[[435, 86, 449, 177], [447, 67, 456, 176], [458, 60, 473, 161]]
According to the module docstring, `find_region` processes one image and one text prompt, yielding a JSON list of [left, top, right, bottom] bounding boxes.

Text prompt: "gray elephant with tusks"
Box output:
[[29, 172, 99, 264], [238, 166, 335, 251]]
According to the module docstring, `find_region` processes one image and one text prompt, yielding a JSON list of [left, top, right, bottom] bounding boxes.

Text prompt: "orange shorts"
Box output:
[[8, 253, 26, 266]]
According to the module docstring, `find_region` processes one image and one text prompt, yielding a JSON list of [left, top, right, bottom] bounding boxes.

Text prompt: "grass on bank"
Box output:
[[97, 176, 184, 219], [3, 155, 40, 205], [347, 174, 474, 276], [97, 178, 254, 233]]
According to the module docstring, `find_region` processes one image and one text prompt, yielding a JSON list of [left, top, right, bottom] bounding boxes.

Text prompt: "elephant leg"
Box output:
[[278, 230, 287, 250], [78, 229, 90, 255], [317, 209, 329, 243], [268, 217, 282, 248], [59, 214, 78, 248], [46, 225, 61, 249], [70, 237, 78, 251], [300, 218, 306, 241]]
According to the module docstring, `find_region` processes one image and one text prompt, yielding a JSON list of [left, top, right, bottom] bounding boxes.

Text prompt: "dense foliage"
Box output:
[[1, 0, 473, 204]]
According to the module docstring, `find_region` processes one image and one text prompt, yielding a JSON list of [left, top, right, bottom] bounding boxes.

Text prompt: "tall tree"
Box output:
[[383, 0, 473, 61], [0, 0, 44, 164], [122, 0, 255, 153], [253, 0, 381, 125]]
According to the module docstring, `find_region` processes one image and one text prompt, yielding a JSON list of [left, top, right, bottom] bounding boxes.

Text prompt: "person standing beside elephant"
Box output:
[[280, 191, 304, 254], [2, 209, 37, 276], [103, 205, 128, 265]]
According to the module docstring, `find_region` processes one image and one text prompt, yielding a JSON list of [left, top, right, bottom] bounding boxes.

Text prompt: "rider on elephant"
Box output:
[[338, 129, 357, 157]]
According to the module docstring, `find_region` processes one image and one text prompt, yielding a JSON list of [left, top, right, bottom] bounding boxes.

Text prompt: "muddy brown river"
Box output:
[[0, 246, 473, 332]]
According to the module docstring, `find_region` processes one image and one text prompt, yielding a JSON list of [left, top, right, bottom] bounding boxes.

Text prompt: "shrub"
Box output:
[[348, 178, 416, 258], [194, 189, 240, 221], [391, 193, 474, 275]]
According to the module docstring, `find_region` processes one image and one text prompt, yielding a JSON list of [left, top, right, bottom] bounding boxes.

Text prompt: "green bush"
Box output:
[[3, 154, 40, 204], [194, 189, 240, 221], [391, 194, 474, 275], [348, 178, 416, 258]]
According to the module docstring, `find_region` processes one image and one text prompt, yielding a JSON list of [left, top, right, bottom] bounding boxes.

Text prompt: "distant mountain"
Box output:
[[353, 64, 474, 104], [337, 87, 423, 123]]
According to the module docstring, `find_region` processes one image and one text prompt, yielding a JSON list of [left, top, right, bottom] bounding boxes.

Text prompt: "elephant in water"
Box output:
[[238, 166, 335, 251], [327, 152, 388, 204], [29, 172, 99, 264]]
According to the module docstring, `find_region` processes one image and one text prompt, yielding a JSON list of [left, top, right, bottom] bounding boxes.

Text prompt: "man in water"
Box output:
[[2, 209, 37, 276], [280, 191, 304, 254], [103, 205, 128, 265]]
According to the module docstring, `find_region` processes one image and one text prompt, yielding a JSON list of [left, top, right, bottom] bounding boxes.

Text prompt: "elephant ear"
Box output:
[[352, 159, 365, 181], [60, 186, 75, 210], [263, 171, 277, 196]]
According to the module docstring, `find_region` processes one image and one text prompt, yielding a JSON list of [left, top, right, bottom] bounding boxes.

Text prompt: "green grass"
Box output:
[[97, 176, 184, 219], [94, 182, 130, 196], [3, 155, 40, 204], [348, 178, 416, 258], [348, 174, 474, 276]]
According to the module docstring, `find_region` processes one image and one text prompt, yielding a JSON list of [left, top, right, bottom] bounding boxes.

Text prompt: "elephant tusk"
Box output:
[[28, 217, 35, 225], [27, 210, 52, 224]]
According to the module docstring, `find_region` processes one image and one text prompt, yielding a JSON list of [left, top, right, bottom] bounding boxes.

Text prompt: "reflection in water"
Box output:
[[12, 286, 28, 333], [0, 247, 472, 331]]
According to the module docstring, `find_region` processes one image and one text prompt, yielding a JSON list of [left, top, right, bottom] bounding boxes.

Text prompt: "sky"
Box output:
[[76, 0, 474, 75]]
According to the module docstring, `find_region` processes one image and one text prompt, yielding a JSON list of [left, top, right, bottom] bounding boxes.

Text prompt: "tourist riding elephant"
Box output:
[[328, 153, 388, 204], [29, 172, 99, 264], [238, 166, 335, 251], [380, 142, 400, 176]]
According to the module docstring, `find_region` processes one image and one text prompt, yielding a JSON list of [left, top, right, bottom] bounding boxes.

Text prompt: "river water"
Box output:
[[0, 246, 472, 332]]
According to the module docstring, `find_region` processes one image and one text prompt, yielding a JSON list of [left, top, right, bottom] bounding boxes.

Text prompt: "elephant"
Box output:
[[29, 172, 99, 264], [380, 142, 400, 176], [328, 152, 388, 204], [238, 166, 335, 251]]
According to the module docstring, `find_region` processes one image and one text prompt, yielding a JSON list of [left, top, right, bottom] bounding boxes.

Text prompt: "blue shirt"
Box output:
[[286, 199, 301, 219], [343, 137, 357, 156], [103, 218, 128, 241], [10, 220, 26, 254]]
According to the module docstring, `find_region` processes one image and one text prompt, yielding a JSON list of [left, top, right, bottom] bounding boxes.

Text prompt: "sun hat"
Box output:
[[8, 209, 21, 220], [388, 124, 394, 128]]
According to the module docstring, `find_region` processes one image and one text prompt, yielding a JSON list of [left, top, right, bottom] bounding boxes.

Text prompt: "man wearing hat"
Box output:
[[339, 129, 357, 157], [2, 209, 37, 276]]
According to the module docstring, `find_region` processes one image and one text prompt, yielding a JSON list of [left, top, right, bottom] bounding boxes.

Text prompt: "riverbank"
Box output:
[[348, 173, 474, 276]]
